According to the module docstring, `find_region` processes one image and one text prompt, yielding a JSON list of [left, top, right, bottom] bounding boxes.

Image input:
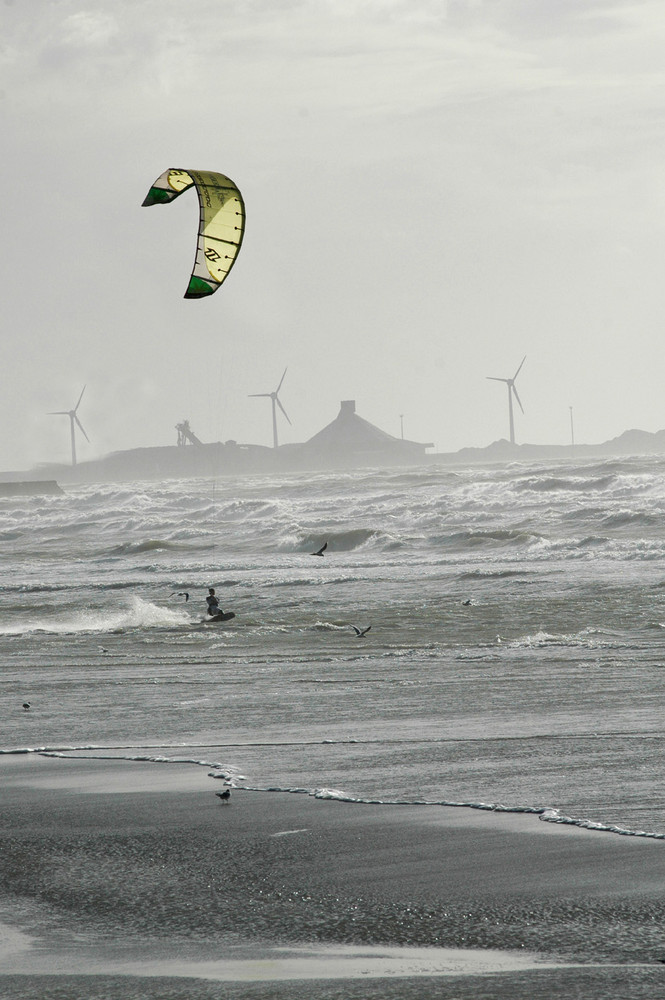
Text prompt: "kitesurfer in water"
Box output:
[[206, 587, 223, 618]]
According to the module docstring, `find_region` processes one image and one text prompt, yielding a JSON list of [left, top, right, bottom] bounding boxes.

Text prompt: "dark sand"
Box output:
[[2, 755, 665, 999]]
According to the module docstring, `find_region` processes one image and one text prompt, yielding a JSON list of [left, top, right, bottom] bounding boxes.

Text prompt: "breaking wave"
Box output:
[[0, 596, 191, 635]]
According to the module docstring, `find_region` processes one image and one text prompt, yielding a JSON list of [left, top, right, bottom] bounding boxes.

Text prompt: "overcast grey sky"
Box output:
[[3, 0, 665, 469]]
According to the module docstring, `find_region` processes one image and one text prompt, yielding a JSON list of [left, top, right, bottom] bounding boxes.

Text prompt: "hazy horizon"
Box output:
[[3, 1, 665, 471]]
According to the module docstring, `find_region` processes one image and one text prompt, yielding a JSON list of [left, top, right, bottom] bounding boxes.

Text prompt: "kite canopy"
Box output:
[[142, 169, 245, 298]]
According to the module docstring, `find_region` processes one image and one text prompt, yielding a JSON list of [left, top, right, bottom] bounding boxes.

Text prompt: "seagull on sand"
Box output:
[[216, 788, 232, 802], [310, 542, 327, 557], [350, 625, 371, 638], [22, 702, 30, 710]]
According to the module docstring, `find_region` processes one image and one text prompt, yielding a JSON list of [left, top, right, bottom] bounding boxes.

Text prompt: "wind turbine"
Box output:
[[487, 356, 526, 445], [49, 385, 90, 466], [248, 367, 291, 449]]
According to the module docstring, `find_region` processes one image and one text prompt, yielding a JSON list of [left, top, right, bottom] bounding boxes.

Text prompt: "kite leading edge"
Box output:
[[142, 168, 245, 298]]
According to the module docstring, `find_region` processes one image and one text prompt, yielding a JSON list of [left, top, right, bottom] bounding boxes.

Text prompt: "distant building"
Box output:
[[7, 400, 433, 485], [295, 400, 433, 468]]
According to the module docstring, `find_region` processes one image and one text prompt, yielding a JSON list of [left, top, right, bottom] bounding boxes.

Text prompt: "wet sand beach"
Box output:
[[2, 755, 665, 998]]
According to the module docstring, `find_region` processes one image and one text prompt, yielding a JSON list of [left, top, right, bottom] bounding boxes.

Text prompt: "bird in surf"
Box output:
[[310, 542, 327, 557], [216, 788, 232, 802], [171, 592, 190, 602], [350, 625, 371, 638], [22, 702, 30, 711]]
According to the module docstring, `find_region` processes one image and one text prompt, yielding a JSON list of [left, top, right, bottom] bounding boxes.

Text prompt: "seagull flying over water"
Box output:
[[171, 592, 190, 602], [350, 625, 371, 638], [310, 542, 327, 557]]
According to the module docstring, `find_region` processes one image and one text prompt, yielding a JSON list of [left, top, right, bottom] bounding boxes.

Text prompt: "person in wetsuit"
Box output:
[[206, 587, 223, 617]]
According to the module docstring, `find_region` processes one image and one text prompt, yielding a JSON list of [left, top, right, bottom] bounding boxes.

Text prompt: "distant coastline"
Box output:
[[2, 426, 665, 486], [435, 426, 665, 465]]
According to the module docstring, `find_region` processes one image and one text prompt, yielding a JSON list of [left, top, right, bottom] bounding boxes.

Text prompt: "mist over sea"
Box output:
[[3, 457, 665, 837]]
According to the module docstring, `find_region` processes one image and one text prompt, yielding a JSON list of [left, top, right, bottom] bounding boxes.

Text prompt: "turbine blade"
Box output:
[[48, 410, 69, 415], [276, 367, 288, 393], [74, 385, 86, 412], [248, 393, 271, 398], [512, 384, 524, 414], [486, 377, 508, 383], [276, 396, 291, 425], [513, 356, 526, 381], [75, 414, 90, 442]]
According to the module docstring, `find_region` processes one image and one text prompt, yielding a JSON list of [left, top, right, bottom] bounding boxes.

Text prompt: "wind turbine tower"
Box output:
[[249, 367, 291, 449], [49, 385, 90, 466], [487, 356, 526, 445]]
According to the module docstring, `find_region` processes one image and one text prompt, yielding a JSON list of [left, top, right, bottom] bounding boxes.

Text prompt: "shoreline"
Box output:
[[2, 755, 665, 993], [4, 749, 665, 840]]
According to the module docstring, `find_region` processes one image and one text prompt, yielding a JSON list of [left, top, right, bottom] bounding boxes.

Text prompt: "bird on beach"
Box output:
[[22, 702, 30, 711], [216, 788, 232, 802], [350, 625, 371, 638], [310, 542, 327, 557], [99, 646, 109, 653]]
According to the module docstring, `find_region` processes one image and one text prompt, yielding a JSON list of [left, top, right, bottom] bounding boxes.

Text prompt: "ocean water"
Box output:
[[3, 456, 665, 839]]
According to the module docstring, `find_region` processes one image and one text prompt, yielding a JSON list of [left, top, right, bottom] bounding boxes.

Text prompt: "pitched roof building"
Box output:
[[296, 400, 433, 468]]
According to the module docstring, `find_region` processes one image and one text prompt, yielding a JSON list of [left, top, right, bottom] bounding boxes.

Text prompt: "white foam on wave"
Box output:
[[0, 745, 245, 784], [539, 807, 665, 839], [508, 627, 626, 650], [313, 787, 352, 800], [0, 596, 191, 636]]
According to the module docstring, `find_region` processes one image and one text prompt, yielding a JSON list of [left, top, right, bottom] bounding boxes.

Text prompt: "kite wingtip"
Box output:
[[142, 187, 172, 207], [184, 277, 217, 299]]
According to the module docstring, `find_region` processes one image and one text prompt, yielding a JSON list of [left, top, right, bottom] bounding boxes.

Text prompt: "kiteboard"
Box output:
[[206, 611, 236, 623]]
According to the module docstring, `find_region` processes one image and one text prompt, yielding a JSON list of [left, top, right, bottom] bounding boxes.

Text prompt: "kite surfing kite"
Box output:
[[142, 169, 245, 299]]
